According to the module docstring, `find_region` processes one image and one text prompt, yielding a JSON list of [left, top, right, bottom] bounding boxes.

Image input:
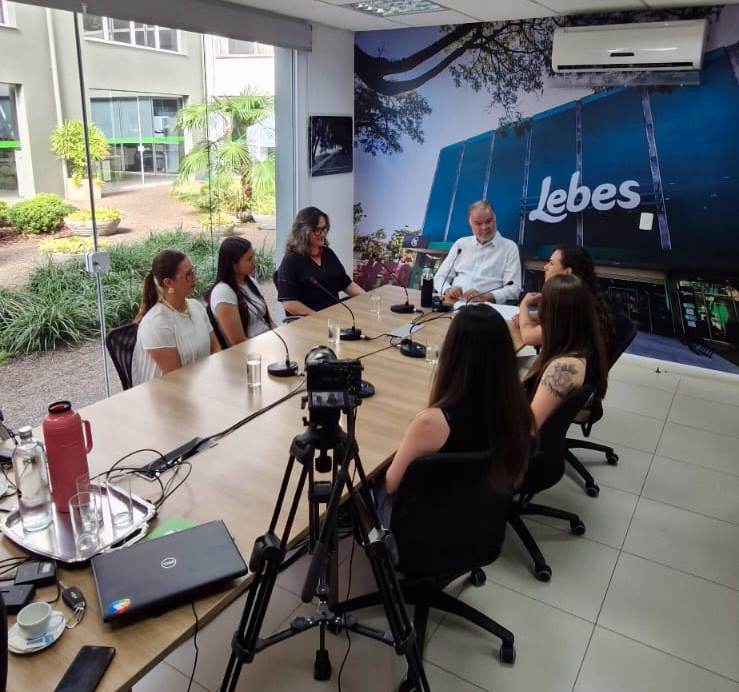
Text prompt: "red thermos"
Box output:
[[42, 401, 93, 513]]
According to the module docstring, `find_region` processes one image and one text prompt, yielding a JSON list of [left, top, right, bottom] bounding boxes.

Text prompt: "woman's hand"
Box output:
[[520, 292, 541, 308]]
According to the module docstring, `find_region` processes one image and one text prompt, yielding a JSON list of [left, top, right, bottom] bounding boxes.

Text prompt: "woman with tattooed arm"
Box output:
[[522, 274, 608, 430]]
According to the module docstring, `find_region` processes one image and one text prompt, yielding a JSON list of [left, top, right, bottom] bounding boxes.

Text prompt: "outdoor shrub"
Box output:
[[8, 194, 76, 234], [50, 120, 109, 187], [38, 236, 111, 255], [0, 200, 9, 225], [67, 207, 122, 223], [199, 212, 234, 229], [1, 230, 275, 357]]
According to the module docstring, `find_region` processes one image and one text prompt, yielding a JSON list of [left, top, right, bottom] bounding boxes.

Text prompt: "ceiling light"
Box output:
[[350, 0, 447, 18]]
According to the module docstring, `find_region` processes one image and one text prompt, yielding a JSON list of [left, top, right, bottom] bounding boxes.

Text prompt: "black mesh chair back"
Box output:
[[207, 304, 228, 350], [608, 311, 638, 368], [0, 592, 6, 692], [105, 322, 139, 391], [390, 451, 513, 578], [525, 385, 594, 494]]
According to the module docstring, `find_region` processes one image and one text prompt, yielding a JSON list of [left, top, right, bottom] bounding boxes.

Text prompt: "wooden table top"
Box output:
[[4, 285, 454, 692]]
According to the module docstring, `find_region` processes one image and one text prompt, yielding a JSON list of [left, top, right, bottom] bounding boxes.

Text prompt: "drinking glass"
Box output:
[[327, 318, 340, 347], [424, 341, 440, 365], [68, 491, 99, 558], [246, 352, 262, 389], [76, 472, 104, 525], [370, 293, 381, 317], [106, 473, 134, 530]]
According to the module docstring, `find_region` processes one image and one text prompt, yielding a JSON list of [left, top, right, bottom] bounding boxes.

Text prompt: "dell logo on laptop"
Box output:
[[161, 557, 177, 569]]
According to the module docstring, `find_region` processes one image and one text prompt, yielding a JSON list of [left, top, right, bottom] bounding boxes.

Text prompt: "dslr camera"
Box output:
[[304, 347, 363, 416]]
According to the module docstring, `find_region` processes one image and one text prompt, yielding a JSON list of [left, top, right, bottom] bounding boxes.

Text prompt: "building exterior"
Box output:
[[0, 2, 205, 199]]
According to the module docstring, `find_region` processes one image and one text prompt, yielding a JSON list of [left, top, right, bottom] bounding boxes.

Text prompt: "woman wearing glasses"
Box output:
[[276, 206, 364, 316], [131, 250, 220, 385]]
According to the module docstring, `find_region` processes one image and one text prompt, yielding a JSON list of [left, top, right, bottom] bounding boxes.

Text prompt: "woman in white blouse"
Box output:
[[206, 237, 275, 346], [131, 250, 220, 385]]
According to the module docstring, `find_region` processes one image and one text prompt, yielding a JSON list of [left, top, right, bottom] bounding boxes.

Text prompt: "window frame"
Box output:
[[217, 37, 274, 58], [0, 1, 13, 28], [84, 16, 182, 54]]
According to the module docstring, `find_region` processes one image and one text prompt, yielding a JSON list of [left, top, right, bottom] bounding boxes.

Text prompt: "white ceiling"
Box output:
[[222, 0, 738, 31]]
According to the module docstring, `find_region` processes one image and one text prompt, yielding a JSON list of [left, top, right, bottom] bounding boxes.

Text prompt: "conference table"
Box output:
[[3, 285, 467, 692]]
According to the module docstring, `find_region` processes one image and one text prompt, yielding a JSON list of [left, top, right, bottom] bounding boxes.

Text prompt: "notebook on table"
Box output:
[[91, 519, 247, 622]]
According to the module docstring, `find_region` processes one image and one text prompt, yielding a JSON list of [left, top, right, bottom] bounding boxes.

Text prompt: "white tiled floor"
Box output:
[[134, 356, 739, 692]]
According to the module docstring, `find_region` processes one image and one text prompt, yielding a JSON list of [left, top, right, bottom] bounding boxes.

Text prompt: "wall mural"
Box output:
[[353, 5, 739, 370]]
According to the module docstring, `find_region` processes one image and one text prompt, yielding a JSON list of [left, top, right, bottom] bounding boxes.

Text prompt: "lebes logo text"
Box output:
[[529, 172, 641, 223]]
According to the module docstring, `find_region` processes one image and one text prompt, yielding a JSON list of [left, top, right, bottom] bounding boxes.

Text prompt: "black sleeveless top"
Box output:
[[438, 404, 491, 455]]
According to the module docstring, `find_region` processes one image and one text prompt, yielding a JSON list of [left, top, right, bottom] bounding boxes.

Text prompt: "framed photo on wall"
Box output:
[[309, 115, 353, 177]]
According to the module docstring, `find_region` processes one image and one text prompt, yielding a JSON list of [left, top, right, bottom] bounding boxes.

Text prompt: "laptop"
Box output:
[[92, 520, 247, 622]]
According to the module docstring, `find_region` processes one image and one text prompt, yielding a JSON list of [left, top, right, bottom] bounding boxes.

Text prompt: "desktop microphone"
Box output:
[[309, 278, 362, 340], [433, 247, 462, 313], [463, 280, 515, 305], [266, 323, 299, 377], [384, 262, 415, 314]]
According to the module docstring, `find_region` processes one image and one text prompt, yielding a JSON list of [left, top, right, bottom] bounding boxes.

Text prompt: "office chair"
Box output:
[[272, 270, 300, 324], [0, 592, 6, 692], [565, 313, 638, 497], [206, 304, 228, 349], [105, 322, 139, 391], [508, 385, 593, 582], [335, 451, 516, 666]]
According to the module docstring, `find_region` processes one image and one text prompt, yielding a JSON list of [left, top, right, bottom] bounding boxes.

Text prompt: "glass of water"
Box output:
[[246, 352, 262, 388], [68, 491, 100, 558], [370, 293, 381, 317], [424, 341, 440, 365], [106, 473, 134, 530], [327, 318, 340, 347]]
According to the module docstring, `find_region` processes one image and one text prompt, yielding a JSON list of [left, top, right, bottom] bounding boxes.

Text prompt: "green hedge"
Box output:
[[7, 194, 76, 234], [0, 230, 275, 357]]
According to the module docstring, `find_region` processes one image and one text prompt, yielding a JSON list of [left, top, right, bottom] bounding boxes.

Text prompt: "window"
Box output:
[[0, 1, 10, 26], [83, 15, 180, 52], [220, 39, 274, 57]]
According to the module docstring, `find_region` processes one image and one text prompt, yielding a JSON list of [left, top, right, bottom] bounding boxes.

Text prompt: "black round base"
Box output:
[[391, 302, 416, 314], [400, 341, 426, 358], [340, 327, 362, 340], [358, 380, 375, 398], [432, 301, 452, 313], [267, 360, 299, 377]]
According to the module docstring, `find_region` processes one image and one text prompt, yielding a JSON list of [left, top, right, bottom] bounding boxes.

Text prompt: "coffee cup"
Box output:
[[16, 601, 52, 640]]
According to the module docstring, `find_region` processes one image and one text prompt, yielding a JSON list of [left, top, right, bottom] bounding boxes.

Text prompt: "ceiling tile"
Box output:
[[643, 0, 737, 6], [437, 0, 556, 20], [537, 0, 646, 12], [391, 9, 482, 26]]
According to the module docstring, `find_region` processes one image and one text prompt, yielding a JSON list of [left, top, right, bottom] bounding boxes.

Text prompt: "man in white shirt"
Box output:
[[433, 200, 521, 304]]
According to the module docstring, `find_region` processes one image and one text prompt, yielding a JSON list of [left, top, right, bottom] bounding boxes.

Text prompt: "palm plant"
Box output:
[[175, 90, 274, 212]]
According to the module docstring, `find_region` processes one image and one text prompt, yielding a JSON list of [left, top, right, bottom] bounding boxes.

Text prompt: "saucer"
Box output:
[[8, 611, 65, 654]]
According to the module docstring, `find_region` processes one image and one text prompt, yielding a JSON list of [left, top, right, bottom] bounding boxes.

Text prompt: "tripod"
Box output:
[[221, 405, 429, 692]]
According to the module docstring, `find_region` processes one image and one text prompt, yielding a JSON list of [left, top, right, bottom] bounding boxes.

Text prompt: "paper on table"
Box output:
[[453, 300, 519, 321], [388, 322, 425, 339]]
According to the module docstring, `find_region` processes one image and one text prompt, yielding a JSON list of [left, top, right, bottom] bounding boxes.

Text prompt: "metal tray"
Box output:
[[1, 483, 156, 564]]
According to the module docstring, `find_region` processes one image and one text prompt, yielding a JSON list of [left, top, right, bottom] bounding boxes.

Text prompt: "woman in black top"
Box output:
[[384, 305, 531, 496], [276, 206, 364, 316]]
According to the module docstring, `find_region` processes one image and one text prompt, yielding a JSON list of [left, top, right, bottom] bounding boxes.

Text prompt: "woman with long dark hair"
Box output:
[[516, 245, 613, 352], [131, 250, 220, 385], [523, 274, 608, 430], [276, 206, 364, 316], [384, 305, 532, 495], [206, 237, 275, 346]]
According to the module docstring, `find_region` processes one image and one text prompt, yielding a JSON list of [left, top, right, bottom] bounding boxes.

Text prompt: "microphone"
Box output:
[[385, 262, 415, 314], [433, 247, 462, 313], [463, 280, 515, 305], [309, 278, 362, 341], [266, 322, 299, 377]]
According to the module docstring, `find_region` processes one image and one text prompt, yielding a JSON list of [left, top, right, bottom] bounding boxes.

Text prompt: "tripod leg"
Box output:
[[221, 458, 310, 692]]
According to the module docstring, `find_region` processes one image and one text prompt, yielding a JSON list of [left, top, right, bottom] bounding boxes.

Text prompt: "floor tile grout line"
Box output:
[[648, 450, 739, 479], [595, 624, 739, 684], [421, 658, 489, 691], [638, 493, 739, 527], [660, 416, 739, 442], [676, 390, 739, 411], [618, 548, 739, 593]]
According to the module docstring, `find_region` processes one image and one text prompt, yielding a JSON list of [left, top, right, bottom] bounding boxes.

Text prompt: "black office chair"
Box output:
[[0, 592, 7, 692], [273, 270, 300, 324], [336, 451, 516, 665], [565, 313, 638, 497], [206, 304, 229, 349], [508, 385, 593, 582], [105, 322, 138, 390]]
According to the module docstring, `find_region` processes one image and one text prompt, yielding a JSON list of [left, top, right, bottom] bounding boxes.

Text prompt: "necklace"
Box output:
[[160, 297, 191, 319]]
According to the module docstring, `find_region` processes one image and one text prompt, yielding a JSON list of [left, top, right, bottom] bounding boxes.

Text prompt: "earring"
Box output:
[[168, 287, 175, 294]]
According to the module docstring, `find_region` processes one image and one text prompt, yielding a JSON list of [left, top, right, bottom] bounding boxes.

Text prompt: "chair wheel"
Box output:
[[570, 519, 586, 536], [586, 484, 600, 498], [606, 452, 619, 465], [534, 564, 552, 582], [499, 642, 516, 664], [469, 568, 486, 587], [397, 678, 417, 692]]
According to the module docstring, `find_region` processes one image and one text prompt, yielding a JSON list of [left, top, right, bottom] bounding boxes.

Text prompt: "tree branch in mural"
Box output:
[[354, 7, 720, 156]]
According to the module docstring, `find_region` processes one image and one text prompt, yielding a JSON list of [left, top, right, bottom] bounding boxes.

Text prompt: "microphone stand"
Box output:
[[433, 247, 462, 313], [385, 261, 415, 314], [310, 279, 362, 340], [267, 325, 299, 377]]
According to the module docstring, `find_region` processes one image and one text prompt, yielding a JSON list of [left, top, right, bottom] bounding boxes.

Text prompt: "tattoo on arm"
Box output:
[[541, 362, 578, 399]]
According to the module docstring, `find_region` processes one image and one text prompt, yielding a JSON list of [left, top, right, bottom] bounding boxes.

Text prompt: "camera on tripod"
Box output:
[[303, 346, 363, 417]]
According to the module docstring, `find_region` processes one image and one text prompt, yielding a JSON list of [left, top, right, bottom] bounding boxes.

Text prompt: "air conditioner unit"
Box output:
[[552, 19, 707, 73]]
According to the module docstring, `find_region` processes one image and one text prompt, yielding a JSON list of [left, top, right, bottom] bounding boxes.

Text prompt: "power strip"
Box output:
[[136, 437, 205, 479]]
